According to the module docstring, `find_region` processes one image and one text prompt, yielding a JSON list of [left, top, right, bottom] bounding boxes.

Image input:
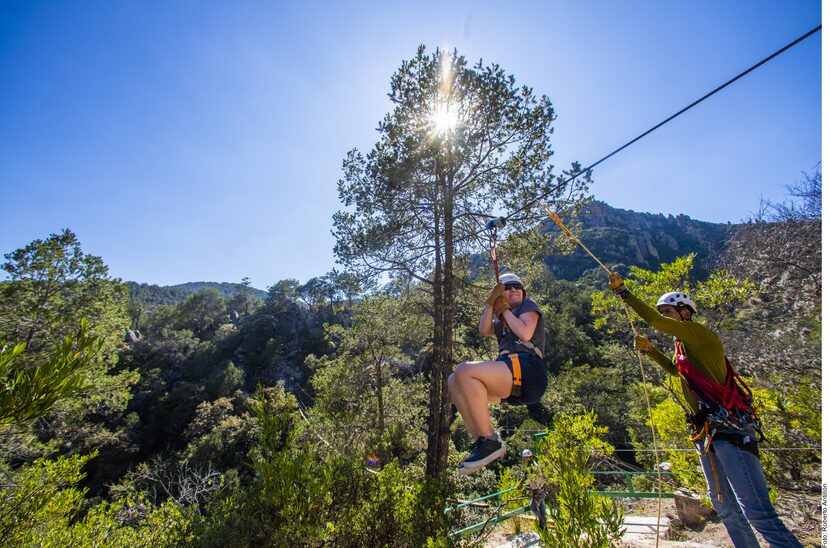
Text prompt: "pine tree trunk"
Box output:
[[426, 262, 454, 478], [426, 235, 446, 477], [426, 171, 455, 478]]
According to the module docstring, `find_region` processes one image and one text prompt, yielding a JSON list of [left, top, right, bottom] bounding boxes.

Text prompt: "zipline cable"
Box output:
[[440, 24, 823, 256], [335, 26, 820, 540], [402, 25, 821, 272], [465, 24, 823, 513], [503, 24, 822, 222], [464, 28, 822, 536]]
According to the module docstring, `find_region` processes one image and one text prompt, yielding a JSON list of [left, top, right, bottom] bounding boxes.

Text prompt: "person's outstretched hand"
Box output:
[[634, 335, 654, 354], [608, 272, 629, 298]]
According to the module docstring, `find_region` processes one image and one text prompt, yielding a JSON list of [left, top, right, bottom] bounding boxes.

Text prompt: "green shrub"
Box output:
[[0, 451, 194, 547], [192, 384, 447, 546], [536, 411, 624, 547], [498, 467, 528, 534]]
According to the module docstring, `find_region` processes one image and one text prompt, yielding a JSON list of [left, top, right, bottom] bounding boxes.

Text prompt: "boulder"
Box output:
[[673, 490, 714, 527]]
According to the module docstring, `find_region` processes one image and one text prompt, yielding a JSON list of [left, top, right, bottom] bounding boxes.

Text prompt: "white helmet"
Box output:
[[656, 292, 697, 314], [499, 273, 523, 287], [522, 449, 533, 458]]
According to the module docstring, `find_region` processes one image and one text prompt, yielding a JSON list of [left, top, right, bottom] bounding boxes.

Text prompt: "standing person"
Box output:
[[522, 449, 547, 530], [448, 273, 547, 475], [608, 274, 801, 547]]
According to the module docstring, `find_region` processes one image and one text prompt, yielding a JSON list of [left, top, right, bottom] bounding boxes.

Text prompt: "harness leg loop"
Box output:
[[508, 353, 522, 398]]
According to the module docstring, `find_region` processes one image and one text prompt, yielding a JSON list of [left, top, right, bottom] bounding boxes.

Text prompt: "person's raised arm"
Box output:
[[500, 307, 539, 342], [479, 283, 504, 336], [608, 273, 705, 345], [480, 304, 496, 336]]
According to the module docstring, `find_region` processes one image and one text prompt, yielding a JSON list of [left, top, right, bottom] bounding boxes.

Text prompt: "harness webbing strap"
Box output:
[[708, 451, 723, 503], [674, 342, 754, 414], [515, 339, 544, 359], [508, 353, 522, 398], [690, 422, 723, 503]]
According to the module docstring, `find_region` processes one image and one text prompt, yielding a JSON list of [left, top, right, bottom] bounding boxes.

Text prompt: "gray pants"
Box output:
[[697, 439, 801, 547], [530, 493, 546, 529]]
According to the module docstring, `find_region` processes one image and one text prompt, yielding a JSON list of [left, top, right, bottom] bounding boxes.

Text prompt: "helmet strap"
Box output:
[[676, 304, 693, 320]]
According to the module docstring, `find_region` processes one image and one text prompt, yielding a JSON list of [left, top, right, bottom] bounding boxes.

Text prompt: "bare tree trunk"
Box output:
[[426, 170, 455, 478], [437, 190, 455, 472], [426, 214, 446, 477]]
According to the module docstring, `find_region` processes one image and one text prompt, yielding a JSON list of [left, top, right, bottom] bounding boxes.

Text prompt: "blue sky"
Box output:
[[0, 1, 821, 289]]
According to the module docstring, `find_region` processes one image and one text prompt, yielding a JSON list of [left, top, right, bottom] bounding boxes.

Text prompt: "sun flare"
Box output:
[[429, 101, 459, 137]]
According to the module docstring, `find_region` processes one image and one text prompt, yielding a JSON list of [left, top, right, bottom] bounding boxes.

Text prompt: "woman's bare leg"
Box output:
[[448, 360, 513, 439]]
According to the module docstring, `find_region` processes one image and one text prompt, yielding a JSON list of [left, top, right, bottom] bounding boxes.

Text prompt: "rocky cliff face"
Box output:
[[543, 201, 733, 280]]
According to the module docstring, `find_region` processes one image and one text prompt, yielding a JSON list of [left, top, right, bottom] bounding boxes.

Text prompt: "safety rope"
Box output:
[[487, 217, 506, 282], [490, 229, 500, 281], [543, 205, 664, 547]]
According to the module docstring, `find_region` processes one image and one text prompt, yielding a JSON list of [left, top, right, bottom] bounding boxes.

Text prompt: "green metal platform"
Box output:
[[447, 470, 675, 538]]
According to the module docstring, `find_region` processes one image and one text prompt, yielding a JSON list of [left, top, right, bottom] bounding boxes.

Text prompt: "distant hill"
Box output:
[[542, 201, 734, 280], [126, 281, 268, 307]]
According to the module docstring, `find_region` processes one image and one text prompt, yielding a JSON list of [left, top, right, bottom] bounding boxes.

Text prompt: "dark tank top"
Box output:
[[495, 298, 545, 357]]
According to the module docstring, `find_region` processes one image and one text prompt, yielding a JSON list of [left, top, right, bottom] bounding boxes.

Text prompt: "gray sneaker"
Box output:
[[458, 436, 506, 475]]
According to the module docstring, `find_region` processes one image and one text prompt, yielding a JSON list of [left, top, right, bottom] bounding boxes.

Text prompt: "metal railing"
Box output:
[[592, 470, 676, 499], [446, 485, 528, 538], [447, 470, 675, 538]]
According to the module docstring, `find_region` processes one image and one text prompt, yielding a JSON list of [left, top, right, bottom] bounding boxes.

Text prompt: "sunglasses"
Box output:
[[504, 283, 523, 291]]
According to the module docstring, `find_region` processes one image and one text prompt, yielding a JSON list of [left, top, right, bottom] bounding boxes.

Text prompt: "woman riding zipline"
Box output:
[[449, 272, 547, 475], [608, 273, 801, 548]]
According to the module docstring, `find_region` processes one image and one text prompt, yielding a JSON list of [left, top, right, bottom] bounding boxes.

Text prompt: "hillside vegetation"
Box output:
[[0, 169, 820, 546]]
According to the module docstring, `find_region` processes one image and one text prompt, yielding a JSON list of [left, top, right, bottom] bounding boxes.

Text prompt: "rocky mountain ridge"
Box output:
[[543, 201, 734, 280]]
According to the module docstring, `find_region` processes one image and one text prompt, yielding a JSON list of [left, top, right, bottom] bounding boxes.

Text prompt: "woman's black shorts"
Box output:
[[497, 352, 548, 405]]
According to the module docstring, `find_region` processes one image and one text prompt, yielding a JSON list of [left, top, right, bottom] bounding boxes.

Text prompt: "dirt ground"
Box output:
[[617, 487, 822, 548], [480, 484, 822, 547]]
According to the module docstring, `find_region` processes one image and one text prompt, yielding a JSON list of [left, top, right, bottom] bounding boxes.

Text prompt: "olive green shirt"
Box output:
[[623, 292, 728, 411]]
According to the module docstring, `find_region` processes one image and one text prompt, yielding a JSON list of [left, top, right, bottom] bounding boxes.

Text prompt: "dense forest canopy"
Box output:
[[0, 47, 821, 546]]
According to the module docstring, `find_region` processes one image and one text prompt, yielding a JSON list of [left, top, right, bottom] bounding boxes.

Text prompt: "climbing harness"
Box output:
[[543, 205, 664, 548], [504, 352, 523, 398], [486, 216, 526, 398], [499, 324, 544, 359], [517, 340, 543, 359], [675, 342, 761, 429], [675, 341, 764, 501]]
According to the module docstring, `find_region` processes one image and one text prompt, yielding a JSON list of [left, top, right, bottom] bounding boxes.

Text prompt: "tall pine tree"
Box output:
[[333, 47, 589, 477]]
